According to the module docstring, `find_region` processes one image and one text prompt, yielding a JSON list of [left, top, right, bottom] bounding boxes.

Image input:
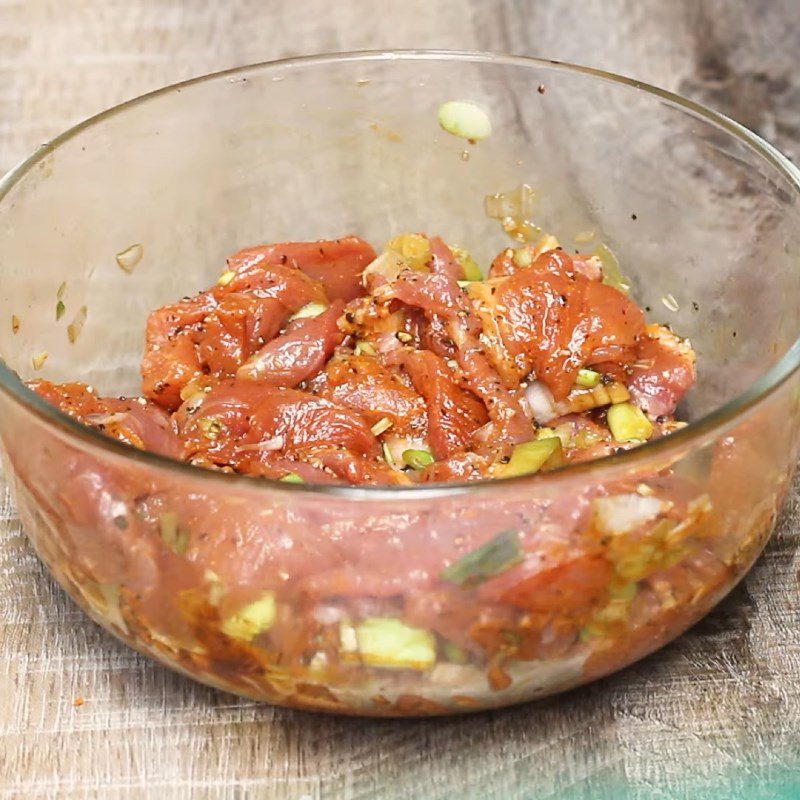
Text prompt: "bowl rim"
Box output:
[[2, 48, 799, 500]]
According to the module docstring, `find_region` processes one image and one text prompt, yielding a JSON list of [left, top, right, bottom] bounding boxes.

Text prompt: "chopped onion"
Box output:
[[235, 436, 285, 453], [289, 301, 327, 321], [375, 332, 402, 354], [524, 380, 557, 424], [370, 417, 393, 436], [116, 243, 144, 273], [661, 293, 680, 313], [593, 493, 666, 536], [484, 184, 535, 221], [67, 305, 87, 344], [362, 251, 408, 289], [595, 243, 630, 294], [85, 412, 130, 426], [313, 605, 346, 625]]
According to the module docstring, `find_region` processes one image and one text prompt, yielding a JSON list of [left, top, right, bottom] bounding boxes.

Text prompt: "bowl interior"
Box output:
[[1, 53, 799, 424]]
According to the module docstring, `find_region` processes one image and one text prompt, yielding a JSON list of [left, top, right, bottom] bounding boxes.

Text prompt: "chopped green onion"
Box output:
[[197, 417, 222, 440], [437, 100, 492, 141], [354, 340, 376, 357], [450, 245, 483, 281], [537, 425, 572, 449], [32, 352, 48, 370], [386, 233, 431, 270], [354, 617, 436, 670], [221, 592, 276, 641], [576, 368, 601, 388], [67, 305, 87, 343], [497, 437, 563, 478], [607, 402, 653, 443], [370, 417, 393, 436], [381, 441, 395, 467], [442, 529, 523, 587], [594, 243, 630, 294], [217, 269, 236, 287], [159, 511, 189, 555], [512, 247, 532, 268], [289, 301, 327, 321], [402, 448, 434, 470], [55, 300, 66, 321], [280, 473, 304, 484]]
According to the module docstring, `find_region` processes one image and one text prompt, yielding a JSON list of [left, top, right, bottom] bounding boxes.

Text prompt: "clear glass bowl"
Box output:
[[1, 51, 799, 716]]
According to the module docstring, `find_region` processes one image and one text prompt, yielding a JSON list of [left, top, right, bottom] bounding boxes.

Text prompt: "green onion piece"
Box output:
[[370, 417, 393, 436], [497, 437, 563, 478], [55, 300, 66, 321], [512, 247, 533, 268], [197, 417, 222, 440], [450, 245, 483, 281], [442, 529, 523, 587], [594, 243, 630, 294], [355, 617, 437, 670], [381, 441, 395, 468], [402, 448, 434, 470], [221, 592, 276, 641], [607, 402, 653, 443], [576, 368, 601, 388], [437, 100, 492, 141], [280, 473, 304, 484], [289, 301, 327, 321], [158, 511, 189, 555], [354, 340, 377, 357]]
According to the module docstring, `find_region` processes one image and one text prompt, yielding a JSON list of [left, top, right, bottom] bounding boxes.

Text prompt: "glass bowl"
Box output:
[[1, 51, 799, 716]]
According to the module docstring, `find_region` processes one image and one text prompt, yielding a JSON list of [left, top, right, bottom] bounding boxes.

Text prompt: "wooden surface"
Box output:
[[2, 2, 800, 797]]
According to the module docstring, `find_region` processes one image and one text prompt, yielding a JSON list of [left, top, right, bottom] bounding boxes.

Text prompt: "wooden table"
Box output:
[[2, 2, 800, 797]]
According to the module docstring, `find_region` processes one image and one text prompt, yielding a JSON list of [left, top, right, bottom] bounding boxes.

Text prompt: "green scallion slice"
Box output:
[[402, 448, 434, 470], [576, 368, 601, 388], [442, 529, 523, 587], [496, 437, 563, 478]]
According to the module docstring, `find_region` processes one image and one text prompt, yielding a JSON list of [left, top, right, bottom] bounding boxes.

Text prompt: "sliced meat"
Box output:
[[225, 237, 376, 302], [174, 379, 379, 469], [237, 300, 345, 386], [386, 270, 533, 444], [141, 261, 327, 409], [627, 324, 696, 417], [29, 381, 184, 459], [491, 249, 644, 400], [314, 352, 428, 437], [396, 349, 488, 459], [428, 236, 464, 282]]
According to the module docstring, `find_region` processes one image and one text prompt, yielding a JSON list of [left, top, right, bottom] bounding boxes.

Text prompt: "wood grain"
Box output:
[[2, 1, 800, 797]]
